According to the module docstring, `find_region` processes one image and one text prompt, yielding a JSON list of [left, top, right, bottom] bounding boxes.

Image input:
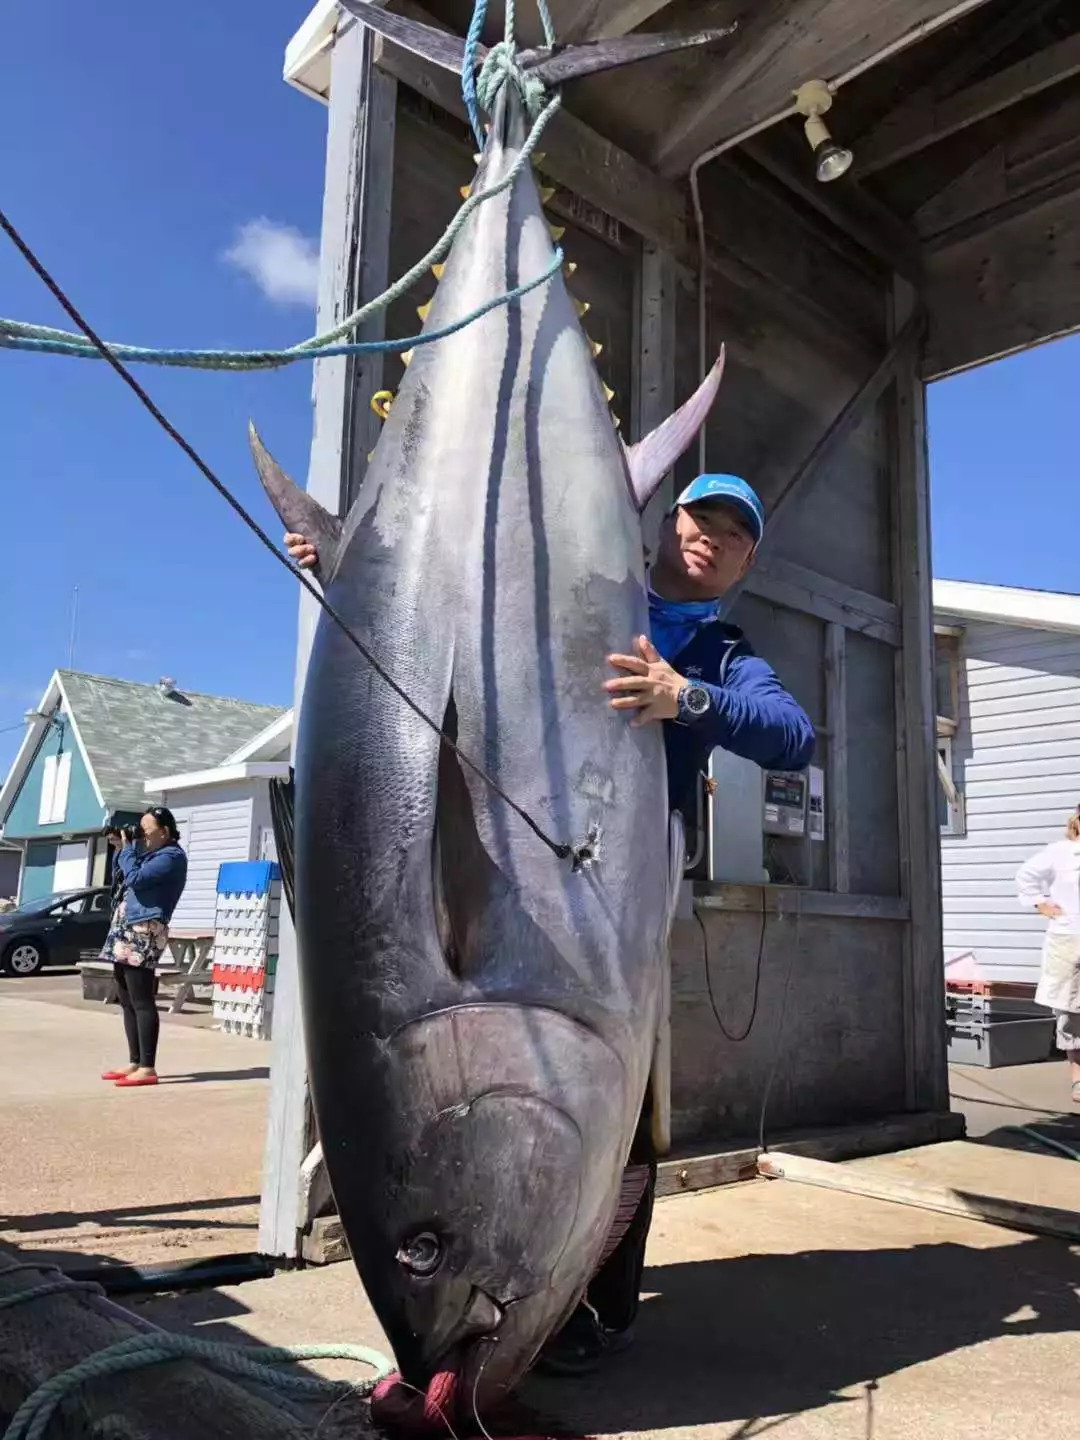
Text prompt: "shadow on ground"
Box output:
[[158, 1068, 270, 1086], [1, 1194, 261, 1237], [524, 1238, 1080, 1434]]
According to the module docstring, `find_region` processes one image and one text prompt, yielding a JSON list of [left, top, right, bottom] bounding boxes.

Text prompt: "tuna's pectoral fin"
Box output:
[[626, 347, 727, 513], [248, 423, 343, 585], [650, 810, 685, 1158]]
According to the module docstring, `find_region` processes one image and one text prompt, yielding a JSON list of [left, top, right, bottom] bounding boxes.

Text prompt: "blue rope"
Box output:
[[0, 0, 563, 374], [2, 1330, 393, 1440], [462, 0, 488, 145], [0, 245, 564, 370]]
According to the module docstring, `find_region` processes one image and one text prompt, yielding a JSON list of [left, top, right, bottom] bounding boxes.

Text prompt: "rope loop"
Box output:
[[476, 40, 548, 118]]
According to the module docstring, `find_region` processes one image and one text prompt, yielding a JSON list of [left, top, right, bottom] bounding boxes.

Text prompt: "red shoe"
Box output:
[[101, 1070, 135, 1081], [114, 1074, 159, 1088]]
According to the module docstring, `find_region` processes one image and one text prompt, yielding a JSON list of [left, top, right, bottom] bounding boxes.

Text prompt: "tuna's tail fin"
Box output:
[[337, 0, 736, 92]]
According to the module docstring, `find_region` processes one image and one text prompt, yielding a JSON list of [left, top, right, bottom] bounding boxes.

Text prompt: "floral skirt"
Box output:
[[100, 898, 169, 971]]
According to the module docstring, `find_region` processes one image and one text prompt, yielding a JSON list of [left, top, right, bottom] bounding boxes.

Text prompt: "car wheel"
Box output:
[[4, 940, 45, 976]]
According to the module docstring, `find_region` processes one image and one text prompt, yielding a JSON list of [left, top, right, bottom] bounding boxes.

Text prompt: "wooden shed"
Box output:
[[260, 0, 1080, 1255]]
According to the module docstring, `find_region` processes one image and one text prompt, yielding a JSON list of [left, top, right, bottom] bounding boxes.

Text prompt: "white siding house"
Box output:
[[935, 580, 1080, 988], [145, 711, 292, 933]]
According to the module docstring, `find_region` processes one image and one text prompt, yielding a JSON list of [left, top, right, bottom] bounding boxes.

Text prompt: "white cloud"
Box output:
[[224, 218, 320, 307]]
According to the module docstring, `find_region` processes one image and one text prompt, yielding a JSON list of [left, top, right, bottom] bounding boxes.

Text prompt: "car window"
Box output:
[[87, 893, 109, 914]]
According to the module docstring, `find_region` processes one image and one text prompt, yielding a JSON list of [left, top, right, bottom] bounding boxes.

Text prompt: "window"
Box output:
[[37, 750, 72, 826], [934, 629, 962, 738], [937, 736, 965, 836], [88, 893, 110, 914]]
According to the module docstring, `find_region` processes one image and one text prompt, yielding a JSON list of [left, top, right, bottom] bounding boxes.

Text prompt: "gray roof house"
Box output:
[[144, 708, 293, 932], [0, 671, 285, 907]]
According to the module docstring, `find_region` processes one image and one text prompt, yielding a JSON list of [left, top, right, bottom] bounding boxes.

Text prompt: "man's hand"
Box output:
[[605, 635, 687, 728], [284, 533, 318, 570], [1037, 901, 1065, 919]]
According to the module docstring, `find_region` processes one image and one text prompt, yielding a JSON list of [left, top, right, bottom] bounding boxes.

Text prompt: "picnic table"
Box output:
[[78, 930, 214, 1011], [161, 930, 215, 1013]]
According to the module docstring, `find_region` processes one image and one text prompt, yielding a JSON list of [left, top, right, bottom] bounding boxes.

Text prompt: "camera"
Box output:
[[107, 823, 139, 846]]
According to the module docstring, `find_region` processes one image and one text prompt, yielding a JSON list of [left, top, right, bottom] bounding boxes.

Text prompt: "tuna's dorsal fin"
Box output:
[[337, 0, 479, 74], [336, 0, 735, 95], [626, 347, 727, 513], [248, 422, 343, 585]]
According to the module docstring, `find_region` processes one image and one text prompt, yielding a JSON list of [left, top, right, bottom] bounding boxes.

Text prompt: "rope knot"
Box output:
[[476, 40, 547, 118]]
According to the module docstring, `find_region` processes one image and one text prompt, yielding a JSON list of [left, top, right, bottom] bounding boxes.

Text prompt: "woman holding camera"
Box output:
[[99, 807, 188, 1088]]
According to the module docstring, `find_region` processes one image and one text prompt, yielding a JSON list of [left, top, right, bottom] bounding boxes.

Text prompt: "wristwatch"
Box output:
[[676, 683, 712, 726]]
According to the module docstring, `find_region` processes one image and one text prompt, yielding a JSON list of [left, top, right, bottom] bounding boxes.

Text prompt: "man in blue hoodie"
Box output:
[[536, 473, 815, 1375], [283, 472, 814, 1373]]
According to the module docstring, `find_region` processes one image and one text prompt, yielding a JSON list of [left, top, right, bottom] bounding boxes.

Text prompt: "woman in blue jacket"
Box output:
[[99, 806, 188, 1088]]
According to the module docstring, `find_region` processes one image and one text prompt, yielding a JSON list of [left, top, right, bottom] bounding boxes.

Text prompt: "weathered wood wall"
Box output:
[[660, 156, 946, 1146]]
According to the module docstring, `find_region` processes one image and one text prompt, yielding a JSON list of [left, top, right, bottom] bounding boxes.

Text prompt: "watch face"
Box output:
[[684, 685, 710, 716]]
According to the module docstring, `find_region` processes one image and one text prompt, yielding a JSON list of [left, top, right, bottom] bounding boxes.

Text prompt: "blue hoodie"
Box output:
[[648, 589, 815, 814]]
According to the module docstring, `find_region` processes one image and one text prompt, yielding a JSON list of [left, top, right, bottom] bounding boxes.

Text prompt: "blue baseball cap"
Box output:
[[673, 474, 765, 546]]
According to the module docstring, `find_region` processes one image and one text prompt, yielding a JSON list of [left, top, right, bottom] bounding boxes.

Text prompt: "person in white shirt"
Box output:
[[1016, 809, 1080, 1107]]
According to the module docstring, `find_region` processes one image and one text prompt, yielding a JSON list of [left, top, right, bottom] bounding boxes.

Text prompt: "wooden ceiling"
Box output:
[[400, 0, 1080, 373], [412, 0, 1079, 251]]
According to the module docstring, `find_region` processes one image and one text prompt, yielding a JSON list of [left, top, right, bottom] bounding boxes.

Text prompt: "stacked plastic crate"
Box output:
[[212, 860, 281, 1039]]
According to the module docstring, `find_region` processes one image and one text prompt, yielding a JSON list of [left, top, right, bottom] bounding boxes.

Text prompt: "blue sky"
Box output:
[[1, 0, 1077, 779]]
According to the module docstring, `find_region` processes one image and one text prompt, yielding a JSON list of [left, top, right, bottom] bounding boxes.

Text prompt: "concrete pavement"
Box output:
[[0, 980, 268, 1268], [129, 1169, 1080, 1440]]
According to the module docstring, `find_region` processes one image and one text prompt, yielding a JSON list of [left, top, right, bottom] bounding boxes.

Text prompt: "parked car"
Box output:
[[0, 888, 112, 975]]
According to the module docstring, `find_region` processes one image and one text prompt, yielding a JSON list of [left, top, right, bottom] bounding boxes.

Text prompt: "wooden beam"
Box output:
[[659, 1110, 964, 1196], [917, 86, 1080, 248], [857, 31, 1080, 176], [890, 276, 948, 1116], [653, 0, 997, 178], [759, 1151, 1080, 1243], [923, 184, 1080, 379], [853, 0, 1063, 175], [742, 136, 923, 284], [769, 309, 924, 533], [744, 557, 900, 648], [695, 887, 910, 923], [372, 4, 690, 257], [560, 0, 679, 42], [259, 17, 397, 1261], [634, 242, 677, 556], [825, 623, 850, 894], [721, 311, 922, 622]]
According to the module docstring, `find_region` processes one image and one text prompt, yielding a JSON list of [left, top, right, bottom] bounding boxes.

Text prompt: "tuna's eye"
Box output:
[[397, 1232, 442, 1276]]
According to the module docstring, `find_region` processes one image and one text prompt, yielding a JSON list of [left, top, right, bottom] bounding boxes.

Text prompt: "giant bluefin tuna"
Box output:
[[251, 4, 731, 1413]]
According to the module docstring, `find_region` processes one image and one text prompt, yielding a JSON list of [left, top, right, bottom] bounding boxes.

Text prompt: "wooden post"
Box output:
[[634, 242, 677, 559], [258, 13, 397, 1261], [825, 622, 850, 894], [891, 276, 949, 1115]]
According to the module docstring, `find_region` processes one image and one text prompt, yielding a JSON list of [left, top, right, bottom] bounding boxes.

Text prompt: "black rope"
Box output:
[[0, 207, 573, 864], [694, 895, 767, 1044]]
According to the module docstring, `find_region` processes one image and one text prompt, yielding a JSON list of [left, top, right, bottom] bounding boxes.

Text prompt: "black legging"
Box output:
[[114, 964, 160, 1068]]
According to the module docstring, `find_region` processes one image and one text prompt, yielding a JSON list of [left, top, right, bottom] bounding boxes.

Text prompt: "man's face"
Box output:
[[658, 501, 756, 599]]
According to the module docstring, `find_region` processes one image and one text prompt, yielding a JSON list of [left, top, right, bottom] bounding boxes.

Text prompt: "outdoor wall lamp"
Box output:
[[794, 80, 854, 183]]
